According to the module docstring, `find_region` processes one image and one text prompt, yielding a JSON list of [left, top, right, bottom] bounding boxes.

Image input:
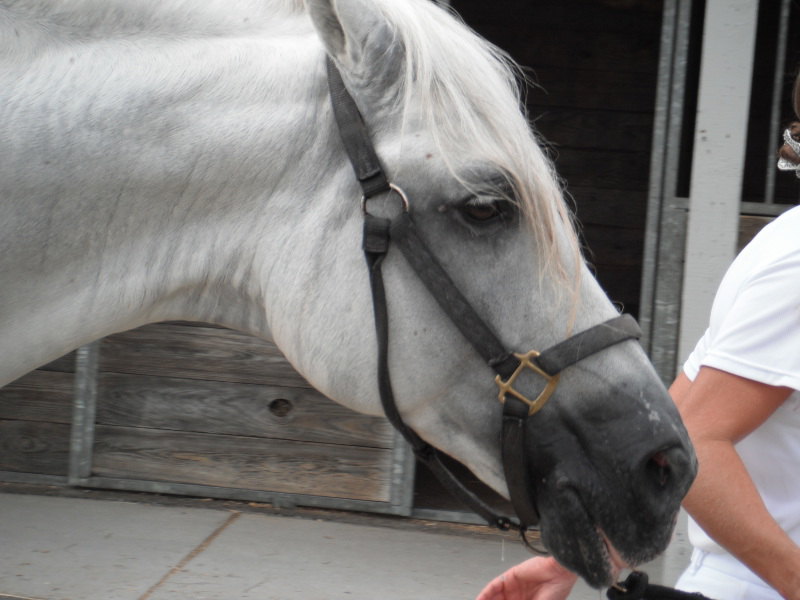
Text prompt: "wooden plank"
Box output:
[[0, 370, 74, 424], [534, 109, 654, 153], [568, 187, 648, 228], [738, 215, 773, 251], [528, 67, 656, 112], [92, 425, 393, 502], [456, 6, 662, 75], [96, 372, 393, 448], [583, 227, 645, 268], [100, 323, 309, 388], [552, 148, 651, 191], [512, 30, 660, 75], [38, 351, 76, 374], [0, 420, 70, 476], [590, 266, 643, 316], [453, 0, 662, 36]]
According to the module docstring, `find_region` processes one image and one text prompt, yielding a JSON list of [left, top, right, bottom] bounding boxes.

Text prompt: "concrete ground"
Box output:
[[0, 487, 684, 600]]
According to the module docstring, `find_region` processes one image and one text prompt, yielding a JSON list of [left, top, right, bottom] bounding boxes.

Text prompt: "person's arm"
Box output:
[[671, 367, 800, 599], [475, 556, 577, 600]]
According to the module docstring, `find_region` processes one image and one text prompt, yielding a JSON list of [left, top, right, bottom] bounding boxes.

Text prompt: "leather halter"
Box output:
[[326, 57, 642, 539]]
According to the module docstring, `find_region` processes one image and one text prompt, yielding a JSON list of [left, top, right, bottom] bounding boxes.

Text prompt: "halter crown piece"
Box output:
[[325, 56, 643, 546]]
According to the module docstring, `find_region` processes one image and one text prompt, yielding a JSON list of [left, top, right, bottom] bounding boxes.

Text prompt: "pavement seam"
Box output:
[[137, 510, 241, 600]]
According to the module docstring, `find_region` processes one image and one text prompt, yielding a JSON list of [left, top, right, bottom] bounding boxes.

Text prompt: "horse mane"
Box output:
[[366, 0, 582, 283]]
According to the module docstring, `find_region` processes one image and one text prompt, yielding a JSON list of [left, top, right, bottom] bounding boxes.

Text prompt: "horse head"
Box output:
[[296, 0, 696, 587]]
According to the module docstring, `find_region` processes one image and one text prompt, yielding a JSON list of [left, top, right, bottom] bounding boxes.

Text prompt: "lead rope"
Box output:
[[607, 571, 716, 600]]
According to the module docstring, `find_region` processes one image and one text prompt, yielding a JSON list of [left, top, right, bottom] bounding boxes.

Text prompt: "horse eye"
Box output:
[[460, 201, 506, 224]]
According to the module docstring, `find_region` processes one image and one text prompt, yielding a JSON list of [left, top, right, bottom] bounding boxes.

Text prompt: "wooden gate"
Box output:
[[0, 323, 415, 516]]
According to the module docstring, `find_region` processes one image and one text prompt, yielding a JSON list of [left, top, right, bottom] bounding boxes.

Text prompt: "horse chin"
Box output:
[[538, 489, 630, 588]]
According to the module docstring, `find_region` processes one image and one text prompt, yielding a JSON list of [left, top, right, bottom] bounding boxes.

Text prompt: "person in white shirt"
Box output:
[[669, 202, 800, 600]]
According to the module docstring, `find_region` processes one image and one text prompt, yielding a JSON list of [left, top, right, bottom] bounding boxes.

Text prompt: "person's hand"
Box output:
[[476, 556, 578, 600]]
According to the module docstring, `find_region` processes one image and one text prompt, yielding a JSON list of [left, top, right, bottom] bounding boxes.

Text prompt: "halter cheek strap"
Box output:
[[363, 213, 521, 530], [326, 56, 642, 537]]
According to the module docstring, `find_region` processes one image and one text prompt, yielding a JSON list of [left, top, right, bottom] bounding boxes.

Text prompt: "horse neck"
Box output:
[[0, 9, 338, 385]]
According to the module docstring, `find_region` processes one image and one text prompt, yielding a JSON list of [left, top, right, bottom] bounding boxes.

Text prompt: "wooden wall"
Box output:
[[453, 0, 664, 317], [0, 356, 75, 478], [0, 323, 404, 508]]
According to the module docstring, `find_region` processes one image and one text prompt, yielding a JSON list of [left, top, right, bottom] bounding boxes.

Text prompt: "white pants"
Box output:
[[676, 550, 780, 600]]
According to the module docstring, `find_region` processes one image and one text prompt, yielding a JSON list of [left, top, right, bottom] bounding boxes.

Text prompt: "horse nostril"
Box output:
[[643, 444, 696, 493], [647, 450, 672, 487]]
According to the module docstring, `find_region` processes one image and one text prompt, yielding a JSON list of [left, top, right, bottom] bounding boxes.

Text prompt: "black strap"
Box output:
[[390, 212, 519, 379], [537, 314, 642, 375], [607, 572, 716, 600], [502, 397, 542, 527], [391, 213, 642, 378], [326, 57, 391, 199], [390, 211, 546, 529], [329, 56, 522, 532], [363, 214, 520, 532]]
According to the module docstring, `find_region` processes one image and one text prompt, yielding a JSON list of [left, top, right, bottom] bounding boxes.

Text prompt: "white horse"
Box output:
[[0, 0, 695, 587]]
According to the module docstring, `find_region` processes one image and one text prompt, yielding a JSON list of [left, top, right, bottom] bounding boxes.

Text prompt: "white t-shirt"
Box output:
[[682, 205, 800, 586]]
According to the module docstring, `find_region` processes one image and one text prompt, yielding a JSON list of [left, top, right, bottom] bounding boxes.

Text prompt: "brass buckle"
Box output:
[[495, 351, 560, 416]]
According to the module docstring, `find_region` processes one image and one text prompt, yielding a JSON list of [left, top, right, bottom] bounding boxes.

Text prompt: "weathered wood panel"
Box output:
[[0, 322, 401, 506], [96, 372, 393, 448], [0, 370, 74, 424], [0, 420, 70, 475], [92, 425, 393, 501], [38, 352, 76, 374], [0, 370, 74, 478], [100, 323, 308, 388], [89, 322, 400, 504]]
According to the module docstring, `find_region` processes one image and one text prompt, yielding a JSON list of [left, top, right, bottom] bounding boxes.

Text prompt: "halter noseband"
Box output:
[[326, 57, 642, 541]]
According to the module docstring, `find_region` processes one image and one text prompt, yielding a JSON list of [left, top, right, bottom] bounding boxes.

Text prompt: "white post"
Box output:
[[677, 0, 759, 366], [660, 0, 759, 587]]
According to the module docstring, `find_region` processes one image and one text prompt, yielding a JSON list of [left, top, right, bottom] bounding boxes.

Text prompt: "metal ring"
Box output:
[[361, 183, 410, 215]]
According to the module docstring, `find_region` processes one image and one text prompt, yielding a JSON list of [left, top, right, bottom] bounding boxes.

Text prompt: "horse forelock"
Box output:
[[366, 0, 582, 285]]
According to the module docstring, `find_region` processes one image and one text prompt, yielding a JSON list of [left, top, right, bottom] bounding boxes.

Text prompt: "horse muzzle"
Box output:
[[526, 382, 697, 587]]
